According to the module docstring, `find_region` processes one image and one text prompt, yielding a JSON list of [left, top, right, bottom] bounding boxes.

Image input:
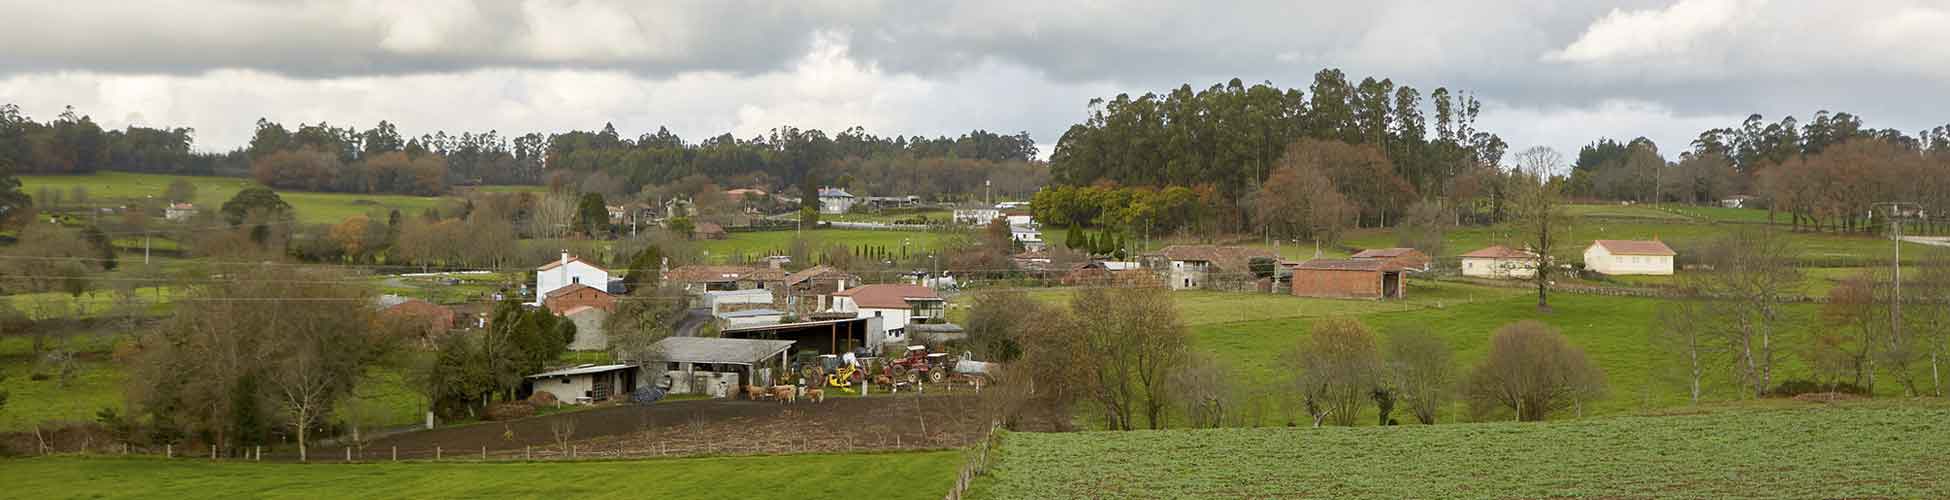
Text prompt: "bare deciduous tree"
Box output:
[[1290, 318, 1380, 427], [1465, 321, 1606, 421], [1384, 325, 1454, 424], [1068, 286, 1188, 430], [1170, 352, 1232, 429], [1508, 147, 1570, 312], [1674, 228, 1801, 398]]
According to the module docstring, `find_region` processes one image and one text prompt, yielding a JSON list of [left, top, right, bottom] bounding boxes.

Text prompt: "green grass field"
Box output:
[[0, 450, 962, 499], [695, 228, 955, 264], [973, 401, 1950, 499], [983, 281, 1867, 424], [20, 172, 450, 224]]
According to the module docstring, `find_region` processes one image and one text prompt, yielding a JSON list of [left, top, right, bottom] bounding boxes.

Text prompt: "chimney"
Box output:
[[560, 251, 570, 287]]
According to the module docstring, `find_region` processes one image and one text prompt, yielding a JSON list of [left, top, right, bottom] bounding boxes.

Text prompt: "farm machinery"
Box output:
[[794, 352, 867, 392], [886, 345, 953, 385]]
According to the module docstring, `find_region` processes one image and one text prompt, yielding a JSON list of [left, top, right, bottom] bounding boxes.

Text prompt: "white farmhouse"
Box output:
[[1459, 245, 1539, 279], [1583, 240, 1676, 276], [164, 202, 198, 221], [818, 187, 856, 214], [830, 284, 944, 345], [1010, 224, 1045, 251], [952, 208, 1001, 225], [534, 252, 611, 305]]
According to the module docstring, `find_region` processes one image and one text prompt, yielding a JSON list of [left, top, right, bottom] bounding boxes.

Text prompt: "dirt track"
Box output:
[[319, 393, 993, 460]]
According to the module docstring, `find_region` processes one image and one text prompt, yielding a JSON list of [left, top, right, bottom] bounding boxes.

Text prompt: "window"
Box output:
[[572, 276, 580, 284], [560, 378, 571, 385]]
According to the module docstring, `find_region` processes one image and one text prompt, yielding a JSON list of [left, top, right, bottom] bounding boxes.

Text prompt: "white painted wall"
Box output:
[[1461, 257, 1537, 279], [1583, 245, 1674, 275], [953, 209, 1000, 225], [535, 256, 610, 304], [532, 374, 596, 404], [1166, 260, 1208, 290], [820, 196, 855, 214]]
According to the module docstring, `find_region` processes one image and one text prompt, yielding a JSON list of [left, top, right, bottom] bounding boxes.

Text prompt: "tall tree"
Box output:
[[1509, 147, 1570, 312]]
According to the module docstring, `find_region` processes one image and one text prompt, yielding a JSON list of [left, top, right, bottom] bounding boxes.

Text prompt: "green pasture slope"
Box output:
[[992, 280, 1913, 423], [19, 172, 452, 224], [0, 450, 961, 500], [974, 402, 1950, 499], [694, 228, 955, 263]]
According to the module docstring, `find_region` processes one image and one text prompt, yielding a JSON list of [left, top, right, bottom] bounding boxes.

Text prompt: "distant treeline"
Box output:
[[1046, 70, 1510, 233], [1569, 112, 1950, 233], [0, 102, 1046, 200]]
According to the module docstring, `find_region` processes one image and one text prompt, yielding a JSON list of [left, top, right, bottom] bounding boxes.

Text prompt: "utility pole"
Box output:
[[1874, 201, 1917, 355]]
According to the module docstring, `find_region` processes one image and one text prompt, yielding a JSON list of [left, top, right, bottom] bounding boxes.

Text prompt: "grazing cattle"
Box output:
[[771, 385, 796, 403], [744, 385, 770, 400], [806, 387, 825, 403]]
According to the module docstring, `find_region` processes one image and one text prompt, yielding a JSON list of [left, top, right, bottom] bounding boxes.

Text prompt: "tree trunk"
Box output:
[[296, 411, 309, 462]]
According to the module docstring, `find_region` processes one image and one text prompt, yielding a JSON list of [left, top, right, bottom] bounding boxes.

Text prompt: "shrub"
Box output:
[[1768, 379, 1869, 397], [527, 391, 561, 406]]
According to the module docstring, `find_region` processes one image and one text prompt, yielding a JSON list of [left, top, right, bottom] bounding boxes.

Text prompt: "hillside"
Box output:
[[972, 401, 1950, 499]]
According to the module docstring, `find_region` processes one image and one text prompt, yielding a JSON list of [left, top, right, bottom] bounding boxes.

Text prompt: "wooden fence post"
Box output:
[[165, 443, 172, 458], [346, 447, 352, 462], [436, 446, 441, 461], [392, 446, 397, 462], [254, 446, 261, 461], [525, 445, 531, 460], [481, 446, 486, 460], [211, 445, 216, 460]]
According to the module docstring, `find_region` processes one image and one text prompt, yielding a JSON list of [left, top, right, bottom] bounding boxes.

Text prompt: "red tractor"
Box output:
[[887, 345, 952, 384]]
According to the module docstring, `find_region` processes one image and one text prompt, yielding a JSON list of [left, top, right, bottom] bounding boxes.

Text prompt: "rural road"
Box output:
[[674, 308, 711, 337], [1902, 236, 1950, 248]]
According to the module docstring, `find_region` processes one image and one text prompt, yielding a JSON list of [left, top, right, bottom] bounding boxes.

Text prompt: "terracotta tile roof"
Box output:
[[1592, 240, 1676, 256], [1350, 248, 1421, 259], [536, 255, 606, 272], [785, 265, 854, 286], [544, 283, 609, 298], [1157, 245, 1278, 272], [1460, 245, 1538, 259], [1290, 258, 1401, 272], [664, 265, 787, 283], [832, 284, 940, 309]]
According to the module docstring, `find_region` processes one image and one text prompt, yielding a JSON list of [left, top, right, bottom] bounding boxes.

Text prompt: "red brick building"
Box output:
[[1289, 259, 1406, 299], [542, 283, 617, 315]]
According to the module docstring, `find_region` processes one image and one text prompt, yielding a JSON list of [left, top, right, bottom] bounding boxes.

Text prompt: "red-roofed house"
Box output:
[[1460, 246, 1540, 279], [535, 252, 610, 305], [831, 284, 944, 344], [1583, 240, 1676, 275], [1288, 258, 1406, 299]]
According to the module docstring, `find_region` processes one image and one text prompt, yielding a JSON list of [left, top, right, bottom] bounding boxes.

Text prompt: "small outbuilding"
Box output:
[[1459, 245, 1539, 279], [525, 364, 639, 405], [649, 337, 797, 396], [1583, 240, 1676, 276], [1288, 258, 1406, 299]]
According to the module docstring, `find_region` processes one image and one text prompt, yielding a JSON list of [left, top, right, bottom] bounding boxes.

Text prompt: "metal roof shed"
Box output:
[[650, 337, 797, 366]]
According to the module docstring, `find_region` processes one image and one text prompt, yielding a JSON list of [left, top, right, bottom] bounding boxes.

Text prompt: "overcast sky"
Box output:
[[2, 0, 1946, 162]]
